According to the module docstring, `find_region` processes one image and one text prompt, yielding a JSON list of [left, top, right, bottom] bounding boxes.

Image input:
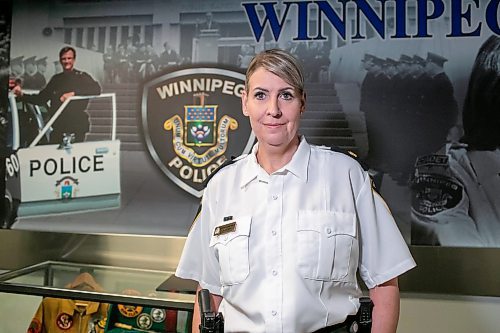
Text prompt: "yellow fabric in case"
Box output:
[[27, 297, 108, 333]]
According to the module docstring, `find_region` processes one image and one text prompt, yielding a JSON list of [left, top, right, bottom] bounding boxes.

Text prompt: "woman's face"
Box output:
[[242, 67, 304, 150]]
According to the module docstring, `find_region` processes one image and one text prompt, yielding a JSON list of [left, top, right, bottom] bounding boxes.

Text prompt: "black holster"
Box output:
[[198, 289, 224, 333]]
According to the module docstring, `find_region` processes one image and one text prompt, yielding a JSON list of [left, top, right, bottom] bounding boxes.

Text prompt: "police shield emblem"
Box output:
[[55, 176, 79, 200], [185, 95, 216, 146], [141, 67, 255, 197]]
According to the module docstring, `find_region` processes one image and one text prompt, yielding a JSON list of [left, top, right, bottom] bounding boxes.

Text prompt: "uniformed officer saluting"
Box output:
[[13, 46, 101, 144], [175, 49, 416, 333]]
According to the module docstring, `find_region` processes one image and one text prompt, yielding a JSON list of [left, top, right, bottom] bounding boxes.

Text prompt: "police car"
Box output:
[[3, 92, 121, 229]]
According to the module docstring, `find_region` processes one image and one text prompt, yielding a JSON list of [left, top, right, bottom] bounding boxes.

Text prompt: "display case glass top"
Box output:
[[0, 261, 194, 310]]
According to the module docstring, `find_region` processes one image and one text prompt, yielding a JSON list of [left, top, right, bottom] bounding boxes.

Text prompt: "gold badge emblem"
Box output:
[[118, 304, 143, 318]]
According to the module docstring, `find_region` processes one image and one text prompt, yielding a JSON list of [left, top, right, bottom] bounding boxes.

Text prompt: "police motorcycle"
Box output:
[[3, 91, 121, 229]]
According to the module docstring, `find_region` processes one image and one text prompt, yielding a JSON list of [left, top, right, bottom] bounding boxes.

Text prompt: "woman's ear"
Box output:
[[242, 90, 249, 116], [300, 92, 306, 113]]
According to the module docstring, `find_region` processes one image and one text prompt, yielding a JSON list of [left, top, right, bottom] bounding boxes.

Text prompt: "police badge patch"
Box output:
[[141, 66, 255, 197], [411, 173, 463, 216]]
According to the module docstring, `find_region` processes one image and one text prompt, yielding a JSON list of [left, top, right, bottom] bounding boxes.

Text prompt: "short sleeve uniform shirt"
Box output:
[[176, 138, 416, 332]]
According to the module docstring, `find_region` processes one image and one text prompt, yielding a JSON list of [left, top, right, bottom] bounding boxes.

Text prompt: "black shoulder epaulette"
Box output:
[[188, 203, 202, 233], [327, 145, 369, 171]]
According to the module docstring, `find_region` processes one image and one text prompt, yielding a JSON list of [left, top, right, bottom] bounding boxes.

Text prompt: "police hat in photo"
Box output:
[[36, 56, 48, 66], [23, 56, 36, 66], [10, 55, 24, 67], [399, 54, 413, 64], [412, 55, 426, 65], [426, 52, 448, 67]]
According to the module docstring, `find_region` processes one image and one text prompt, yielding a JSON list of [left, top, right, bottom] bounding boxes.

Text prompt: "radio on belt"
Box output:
[[358, 297, 374, 332]]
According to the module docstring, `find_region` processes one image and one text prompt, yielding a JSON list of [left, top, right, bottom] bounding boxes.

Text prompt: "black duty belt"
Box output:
[[312, 314, 358, 333], [312, 297, 373, 333]]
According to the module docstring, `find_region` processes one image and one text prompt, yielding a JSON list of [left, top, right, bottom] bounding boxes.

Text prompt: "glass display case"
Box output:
[[0, 230, 196, 332], [0, 261, 194, 310]]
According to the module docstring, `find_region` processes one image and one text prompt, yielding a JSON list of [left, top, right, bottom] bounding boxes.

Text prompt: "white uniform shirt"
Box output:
[[176, 138, 416, 332]]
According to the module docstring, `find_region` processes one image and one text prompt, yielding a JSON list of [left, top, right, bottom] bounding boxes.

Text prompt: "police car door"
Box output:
[[10, 93, 121, 218]]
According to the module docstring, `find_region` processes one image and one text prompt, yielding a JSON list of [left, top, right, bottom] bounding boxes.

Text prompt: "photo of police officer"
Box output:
[[410, 35, 500, 247], [12, 46, 101, 145], [21, 56, 45, 90], [9, 55, 23, 81], [359, 51, 458, 189], [35, 56, 48, 86]]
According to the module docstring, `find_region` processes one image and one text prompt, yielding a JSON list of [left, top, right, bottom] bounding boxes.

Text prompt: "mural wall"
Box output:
[[3, 0, 500, 247]]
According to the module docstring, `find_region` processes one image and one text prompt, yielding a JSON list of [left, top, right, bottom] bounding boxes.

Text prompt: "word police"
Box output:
[[168, 155, 227, 184], [30, 155, 104, 176]]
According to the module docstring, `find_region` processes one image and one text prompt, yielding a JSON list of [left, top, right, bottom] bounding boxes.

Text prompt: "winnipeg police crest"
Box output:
[[141, 67, 255, 197], [55, 176, 79, 200]]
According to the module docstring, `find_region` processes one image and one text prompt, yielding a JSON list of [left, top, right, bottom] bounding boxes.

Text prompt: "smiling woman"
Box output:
[[175, 48, 416, 333], [241, 49, 305, 173]]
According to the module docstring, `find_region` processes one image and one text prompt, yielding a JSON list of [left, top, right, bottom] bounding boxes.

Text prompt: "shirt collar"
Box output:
[[239, 136, 310, 188], [60, 299, 101, 315]]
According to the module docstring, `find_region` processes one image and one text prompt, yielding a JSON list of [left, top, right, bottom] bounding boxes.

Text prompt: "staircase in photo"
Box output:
[[86, 83, 142, 151], [86, 82, 360, 154], [301, 82, 358, 153]]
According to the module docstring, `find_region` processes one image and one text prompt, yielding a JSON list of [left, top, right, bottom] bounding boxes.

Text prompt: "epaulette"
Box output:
[[325, 145, 369, 171], [324, 145, 381, 191], [202, 154, 247, 187]]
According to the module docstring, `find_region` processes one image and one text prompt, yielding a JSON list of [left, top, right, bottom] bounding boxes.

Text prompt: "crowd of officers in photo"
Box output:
[[286, 41, 331, 82], [102, 41, 191, 84], [359, 51, 458, 186], [8, 40, 189, 89]]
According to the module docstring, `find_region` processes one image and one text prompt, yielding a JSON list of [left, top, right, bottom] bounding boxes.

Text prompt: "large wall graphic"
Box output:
[[3, 0, 500, 248]]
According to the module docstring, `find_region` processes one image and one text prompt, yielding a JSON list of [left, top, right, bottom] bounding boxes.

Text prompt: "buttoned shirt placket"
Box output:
[[262, 168, 285, 332]]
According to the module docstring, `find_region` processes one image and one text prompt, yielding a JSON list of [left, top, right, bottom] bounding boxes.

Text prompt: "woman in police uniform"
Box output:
[[176, 49, 415, 332]]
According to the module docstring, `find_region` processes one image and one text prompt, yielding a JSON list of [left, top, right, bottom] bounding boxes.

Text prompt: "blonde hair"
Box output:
[[245, 49, 305, 98]]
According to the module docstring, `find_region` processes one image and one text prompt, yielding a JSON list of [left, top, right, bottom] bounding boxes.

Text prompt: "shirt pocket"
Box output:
[[297, 211, 357, 281], [209, 216, 252, 286]]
